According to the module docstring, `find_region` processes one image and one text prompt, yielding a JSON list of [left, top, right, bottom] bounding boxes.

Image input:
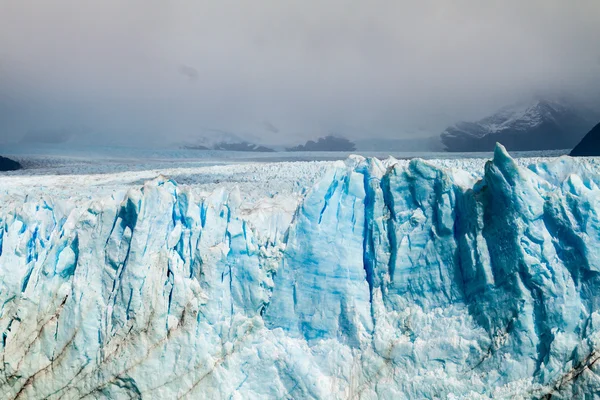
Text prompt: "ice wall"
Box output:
[[2, 145, 600, 399]]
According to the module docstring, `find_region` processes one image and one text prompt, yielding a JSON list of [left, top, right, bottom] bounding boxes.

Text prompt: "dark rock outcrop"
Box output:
[[0, 156, 21, 171], [570, 122, 600, 156]]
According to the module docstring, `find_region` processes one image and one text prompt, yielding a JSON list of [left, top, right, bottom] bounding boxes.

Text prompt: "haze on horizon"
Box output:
[[1, 0, 599, 146]]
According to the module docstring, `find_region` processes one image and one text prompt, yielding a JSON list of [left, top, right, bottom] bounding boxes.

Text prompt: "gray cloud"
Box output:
[[179, 65, 199, 81], [0, 0, 599, 145], [263, 121, 279, 134]]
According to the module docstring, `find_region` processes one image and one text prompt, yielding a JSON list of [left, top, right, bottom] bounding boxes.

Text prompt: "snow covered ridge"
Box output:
[[440, 98, 599, 152], [2, 146, 600, 398]]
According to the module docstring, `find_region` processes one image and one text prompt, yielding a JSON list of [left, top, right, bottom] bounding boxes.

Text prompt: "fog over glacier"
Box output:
[[1, 0, 600, 144]]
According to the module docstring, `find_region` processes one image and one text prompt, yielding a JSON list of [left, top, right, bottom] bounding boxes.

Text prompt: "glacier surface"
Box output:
[[2, 146, 600, 398]]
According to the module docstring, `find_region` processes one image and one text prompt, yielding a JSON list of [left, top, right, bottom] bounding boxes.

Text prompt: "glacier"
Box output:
[[2, 145, 600, 398]]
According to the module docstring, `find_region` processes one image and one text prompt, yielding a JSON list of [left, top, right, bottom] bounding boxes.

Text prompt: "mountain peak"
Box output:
[[441, 97, 598, 152]]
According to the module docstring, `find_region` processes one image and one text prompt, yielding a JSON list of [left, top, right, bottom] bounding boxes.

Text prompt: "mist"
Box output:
[[1, 0, 599, 146]]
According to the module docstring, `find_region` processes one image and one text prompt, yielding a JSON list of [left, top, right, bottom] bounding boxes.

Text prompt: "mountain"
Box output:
[[4, 147, 600, 397], [441, 98, 599, 152], [181, 130, 275, 152], [0, 155, 21, 171], [286, 135, 356, 151], [570, 122, 600, 156]]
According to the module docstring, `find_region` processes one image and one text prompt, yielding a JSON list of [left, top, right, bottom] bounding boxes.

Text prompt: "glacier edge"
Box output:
[[2, 145, 600, 398]]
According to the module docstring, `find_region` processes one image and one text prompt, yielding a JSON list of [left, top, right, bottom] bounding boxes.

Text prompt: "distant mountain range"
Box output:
[[181, 130, 275, 152], [182, 133, 445, 153], [183, 142, 275, 152], [286, 136, 356, 152], [440, 98, 599, 152]]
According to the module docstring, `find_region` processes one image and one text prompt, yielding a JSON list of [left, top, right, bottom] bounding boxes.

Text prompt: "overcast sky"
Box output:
[[1, 0, 599, 145]]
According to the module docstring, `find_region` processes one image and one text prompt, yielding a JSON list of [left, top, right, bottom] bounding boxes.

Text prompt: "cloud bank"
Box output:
[[1, 0, 599, 145]]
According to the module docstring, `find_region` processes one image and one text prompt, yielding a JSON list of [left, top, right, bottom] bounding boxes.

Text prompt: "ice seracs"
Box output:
[[2, 145, 600, 398]]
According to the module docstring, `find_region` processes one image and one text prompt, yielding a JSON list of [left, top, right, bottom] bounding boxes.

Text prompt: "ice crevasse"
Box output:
[[2, 145, 600, 398]]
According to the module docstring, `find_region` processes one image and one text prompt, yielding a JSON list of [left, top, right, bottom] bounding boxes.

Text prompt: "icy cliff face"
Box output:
[[2, 146, 600, 399]]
